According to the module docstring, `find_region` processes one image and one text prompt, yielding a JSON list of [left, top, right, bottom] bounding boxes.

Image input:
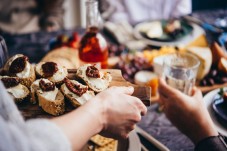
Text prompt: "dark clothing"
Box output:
[[195, 135, 227, 151]]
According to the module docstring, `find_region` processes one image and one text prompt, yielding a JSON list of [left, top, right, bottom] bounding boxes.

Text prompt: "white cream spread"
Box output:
[[31, 79, 41, 93], [34, 78, 58, 101], [49, 67, 68, 82], [8, 54, 31, 78], [0, 75, 8, 79], [16, 62, 31, 78], [7, 84, 29, 98], [62, 80, 94, 105], [76, 64, 112, 92], [37, 87, 58, 101], [36, 62, 68, 82]]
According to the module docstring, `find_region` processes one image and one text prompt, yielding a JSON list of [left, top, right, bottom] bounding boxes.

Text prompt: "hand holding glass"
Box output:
[[163, 52, 200, 95]]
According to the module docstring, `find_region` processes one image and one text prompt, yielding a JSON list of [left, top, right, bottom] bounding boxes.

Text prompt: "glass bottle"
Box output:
[[79, 0, 108, 69]]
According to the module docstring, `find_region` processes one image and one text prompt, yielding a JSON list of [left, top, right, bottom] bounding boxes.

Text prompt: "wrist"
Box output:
[[192, 121, 218, 144], [85, 99, 106, 134], [195, 135, 227, 151]]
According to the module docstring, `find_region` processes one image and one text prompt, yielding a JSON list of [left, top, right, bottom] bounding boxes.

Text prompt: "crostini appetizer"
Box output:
[[4, 54, 36, 87], [76, 64, 112, 92], [35, 61, 68, 85], [31, 79, 65, 116], [61, 78, 95, 107], [0, 76, 29, 103]]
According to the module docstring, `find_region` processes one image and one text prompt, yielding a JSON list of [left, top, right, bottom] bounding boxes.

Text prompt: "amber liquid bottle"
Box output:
[[79, 0, 108, 69]]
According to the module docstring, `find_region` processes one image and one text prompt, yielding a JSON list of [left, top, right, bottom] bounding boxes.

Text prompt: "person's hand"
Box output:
[[92, 86, 147, 139], [51, 86, 147, 150], [158, 79, 218, 144]]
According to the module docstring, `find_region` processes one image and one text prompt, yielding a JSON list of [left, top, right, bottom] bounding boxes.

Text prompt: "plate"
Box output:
[[204, 88, 227, 136], [212, 93, 227, 127], [134, 22, 205, 47], [139, 20, 193, 42]]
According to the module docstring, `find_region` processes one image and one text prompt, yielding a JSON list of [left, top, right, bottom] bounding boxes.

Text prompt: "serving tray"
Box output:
[[18, 69, 151, 119]]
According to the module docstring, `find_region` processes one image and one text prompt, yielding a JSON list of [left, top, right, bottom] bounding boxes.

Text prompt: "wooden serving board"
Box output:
[[18, 69, 151, 119]]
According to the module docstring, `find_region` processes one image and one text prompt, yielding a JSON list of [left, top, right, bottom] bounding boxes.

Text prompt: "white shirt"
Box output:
[[108, 0, 192, 24]]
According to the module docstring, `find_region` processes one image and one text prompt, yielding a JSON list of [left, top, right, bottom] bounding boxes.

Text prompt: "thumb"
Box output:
[[192, 87, 202, 99]]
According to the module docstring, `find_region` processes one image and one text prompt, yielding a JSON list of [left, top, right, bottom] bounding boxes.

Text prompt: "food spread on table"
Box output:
[[0, 54, 113, 116], [136, 19, 193, 42], [112, 41, 227, 94], [0, 12, 226, 151]]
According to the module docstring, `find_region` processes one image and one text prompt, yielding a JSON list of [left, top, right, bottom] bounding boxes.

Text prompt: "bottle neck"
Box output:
[[86, 0, 103, 29]]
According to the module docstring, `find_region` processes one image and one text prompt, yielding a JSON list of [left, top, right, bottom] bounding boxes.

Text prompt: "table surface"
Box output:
[[2, 9, 227, 151]]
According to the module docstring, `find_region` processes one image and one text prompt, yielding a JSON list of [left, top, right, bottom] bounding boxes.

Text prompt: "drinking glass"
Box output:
[[163, 52, 200, 96], [0, 36, 8, 69]]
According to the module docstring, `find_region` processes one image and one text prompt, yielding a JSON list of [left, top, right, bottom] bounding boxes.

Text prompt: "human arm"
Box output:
[[0, 79, 71, 151], [51, 86, 147, 151], [0, 83, 146, 151], [171, 0, 192, 18], [158, 79, 221, 145]]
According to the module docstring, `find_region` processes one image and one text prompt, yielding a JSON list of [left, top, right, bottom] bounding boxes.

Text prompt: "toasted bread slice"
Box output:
[[60, 79, 95, 107], [0, 75, 30, 103], [19, 65, 36, 88], [30, 79, 41, 104], [35, 61, 68, 85], [76, 64, 112, 92], [3, 54, 36, 88], [7, 84, 30, 103], [41, 47, 80, 69], [38, 90, 65, 116]]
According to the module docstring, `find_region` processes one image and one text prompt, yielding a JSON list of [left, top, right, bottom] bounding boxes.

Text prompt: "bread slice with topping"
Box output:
[[38, 90, 65, 116], [31, 79, 65, 115], [0, 76, 29, 103], [76, 64, 112, 92], [61, 78, 95, 107], [35, 61, 68, 85], [3, 54, 36, 88]]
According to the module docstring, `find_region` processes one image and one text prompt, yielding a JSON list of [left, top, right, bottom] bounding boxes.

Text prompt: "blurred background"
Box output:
[[0, 1, 227, 150], [66, 0, 227, 29]]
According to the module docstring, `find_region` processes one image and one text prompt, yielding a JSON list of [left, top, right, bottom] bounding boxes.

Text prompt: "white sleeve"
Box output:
[[0, 118, 71, 151], [171, 0, 192, 18], [107, 0, 130, 23]]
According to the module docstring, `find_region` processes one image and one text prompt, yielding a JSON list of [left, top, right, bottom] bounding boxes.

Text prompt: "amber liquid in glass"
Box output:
[[79, 26, 108, 69]]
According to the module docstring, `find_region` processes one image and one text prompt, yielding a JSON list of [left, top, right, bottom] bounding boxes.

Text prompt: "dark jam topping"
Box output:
[[9, 56, 28, 74], [39, 79, 55, 91], [64, 78, 88, 97], [41, 62, 58, 78], [86, 65, 100, 78], [1, 77, 20, 88]]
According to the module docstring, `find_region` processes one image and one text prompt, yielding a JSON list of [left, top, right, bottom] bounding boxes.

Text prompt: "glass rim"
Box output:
[[163, 52, 200, 70]]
